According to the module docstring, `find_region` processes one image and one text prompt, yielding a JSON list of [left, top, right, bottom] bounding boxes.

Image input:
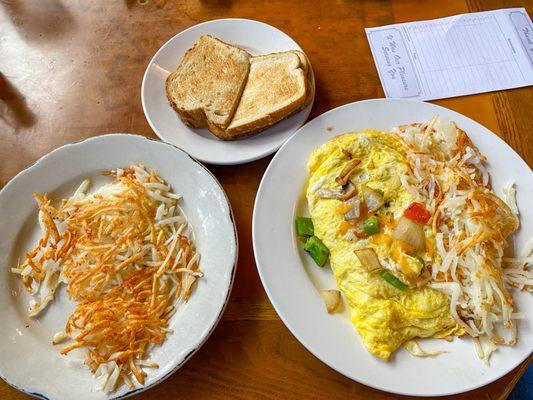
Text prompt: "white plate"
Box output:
[[141, 18, 314, 165], [252, 99, 533, 397], [0, 134, 238, 400]]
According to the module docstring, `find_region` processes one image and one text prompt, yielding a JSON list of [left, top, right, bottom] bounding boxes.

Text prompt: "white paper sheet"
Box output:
[[365, 8, 533, 101]]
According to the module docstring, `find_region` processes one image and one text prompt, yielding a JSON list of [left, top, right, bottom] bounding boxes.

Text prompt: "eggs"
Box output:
[[306, 130, 461, 360]]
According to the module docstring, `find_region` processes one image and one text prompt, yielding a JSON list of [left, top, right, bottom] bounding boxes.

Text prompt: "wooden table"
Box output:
[[1, 0, 531, 399]]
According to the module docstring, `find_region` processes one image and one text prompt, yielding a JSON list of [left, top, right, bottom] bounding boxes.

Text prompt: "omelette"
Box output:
[[305, 130, 461, 360]]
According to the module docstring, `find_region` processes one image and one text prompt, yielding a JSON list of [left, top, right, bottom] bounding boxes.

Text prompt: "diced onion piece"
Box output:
[[354, 248, 382, 272], [362, 185, 384, 213], [319, 290, 341, 313], [344, 196, 361, 221], [404, 340, 447, 358], [392, 216, 426, 251]]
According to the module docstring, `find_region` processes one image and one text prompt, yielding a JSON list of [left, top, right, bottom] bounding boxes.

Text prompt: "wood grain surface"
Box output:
[[1, 0, 532, 399]]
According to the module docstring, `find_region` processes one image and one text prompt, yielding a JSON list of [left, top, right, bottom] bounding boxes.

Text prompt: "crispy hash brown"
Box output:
[[394, 119, 531, 362], [12, 165, 201, 392]]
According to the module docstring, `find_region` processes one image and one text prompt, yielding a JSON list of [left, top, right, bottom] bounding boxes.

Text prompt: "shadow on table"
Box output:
[[1, 0, 75, 43], [309, 71, 331, 118], [0, 73, 36, 129], [0, 74, 35, 189]]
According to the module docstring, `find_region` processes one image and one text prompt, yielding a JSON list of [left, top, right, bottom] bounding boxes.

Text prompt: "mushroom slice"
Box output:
[[316, 188, 344, 199], [336, 159, 362, 186], [316, 181, 357, 201], [340, 181, 357, 201]]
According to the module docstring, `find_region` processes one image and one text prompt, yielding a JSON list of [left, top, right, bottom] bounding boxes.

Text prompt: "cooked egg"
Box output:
[[307, 130, 461, 360]]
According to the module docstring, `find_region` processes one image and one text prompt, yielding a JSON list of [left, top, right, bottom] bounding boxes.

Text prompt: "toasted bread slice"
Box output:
[[220, 50, 310, 140], [165, 35, 251, 131]]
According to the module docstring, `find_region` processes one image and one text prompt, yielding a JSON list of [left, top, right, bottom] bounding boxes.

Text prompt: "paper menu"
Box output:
[[365, 8, 533, 101]]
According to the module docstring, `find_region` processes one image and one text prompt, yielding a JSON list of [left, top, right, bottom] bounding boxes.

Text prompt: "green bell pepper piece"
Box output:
[[295, 217, 314, 237], [304, 236, 329, 267], [379, 270, 408, 291], [363, 215, 380, 235]]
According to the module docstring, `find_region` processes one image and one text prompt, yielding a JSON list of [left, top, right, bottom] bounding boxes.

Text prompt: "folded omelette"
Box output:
[[306, 130, 461, 360]]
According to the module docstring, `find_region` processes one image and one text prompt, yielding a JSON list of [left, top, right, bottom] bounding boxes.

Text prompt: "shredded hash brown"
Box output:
[[394, 119, 531, 363], [12, 164, 202, 392]]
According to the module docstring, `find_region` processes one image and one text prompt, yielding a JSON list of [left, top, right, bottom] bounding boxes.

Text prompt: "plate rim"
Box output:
[[0, 133, 239, 400], [252, 98, 532, 397], [140, 17, 314, 166]]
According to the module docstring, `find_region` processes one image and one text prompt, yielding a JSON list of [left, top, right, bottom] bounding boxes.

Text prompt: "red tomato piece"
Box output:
[[403, 202, 431, 224]]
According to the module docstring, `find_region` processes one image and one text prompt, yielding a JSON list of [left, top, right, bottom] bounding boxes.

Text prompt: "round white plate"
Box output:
[[252, 99, 533, 397], [0, 134, 238, 400], [141, 18, 314, 165]]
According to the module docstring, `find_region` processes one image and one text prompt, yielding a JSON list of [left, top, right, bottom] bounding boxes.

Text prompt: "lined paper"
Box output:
[[365, 8, 533, 101]]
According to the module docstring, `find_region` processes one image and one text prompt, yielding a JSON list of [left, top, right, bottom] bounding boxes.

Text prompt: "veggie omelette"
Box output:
[[299, 119, 532, 362]]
